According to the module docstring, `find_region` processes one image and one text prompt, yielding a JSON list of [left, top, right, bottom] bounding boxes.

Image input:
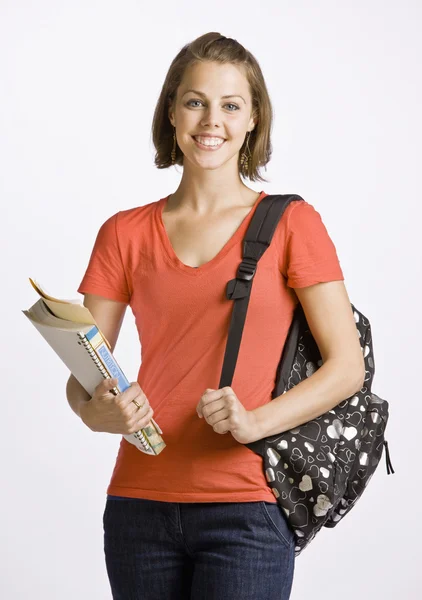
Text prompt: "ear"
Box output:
[[248, 116, 257, 133], [168, 98, 175, 128], [248, 106, 259, 133]]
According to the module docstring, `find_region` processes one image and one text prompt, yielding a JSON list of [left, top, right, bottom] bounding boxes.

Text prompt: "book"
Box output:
[[23, 278, 166, 456]]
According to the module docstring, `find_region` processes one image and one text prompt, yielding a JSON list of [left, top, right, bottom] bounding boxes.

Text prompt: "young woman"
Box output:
[[67, 32, 364, 600]]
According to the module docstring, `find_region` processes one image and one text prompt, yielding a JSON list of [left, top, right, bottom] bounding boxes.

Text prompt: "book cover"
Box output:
[[23, 281, 166, 456]]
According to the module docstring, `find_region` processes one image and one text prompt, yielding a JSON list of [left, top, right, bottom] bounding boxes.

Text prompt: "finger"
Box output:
[[125, 400, 150, 430], [212, 417, 231, 434], [207, 407, 230, 427], [202, 388, 222, 400], [129, 395, 148, 416], [97, 377, 118, 396], [119, 396, 146, 423], [119, 384, 144, 408], [136, 406, 154, 427], [128, 406, 154, 434], [201, 389, 223, 404], [202, 399, 226, 419]]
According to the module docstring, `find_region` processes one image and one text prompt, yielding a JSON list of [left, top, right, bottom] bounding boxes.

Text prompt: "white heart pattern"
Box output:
[[313, 494, 333, 517], [267, 448, 281, 467], [343, 426, 358, 441], [266, 468, 275, 482], [327, 419, 343, 439], [256, 299, 390, 556], [298, 475, 313, 492]]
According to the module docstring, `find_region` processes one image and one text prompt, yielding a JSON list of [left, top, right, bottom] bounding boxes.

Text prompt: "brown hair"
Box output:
[[151, 32, 273, 183]]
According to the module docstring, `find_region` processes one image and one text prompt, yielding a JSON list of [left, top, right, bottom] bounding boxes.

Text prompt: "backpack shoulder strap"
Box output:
[[219, 193, 304, 388]]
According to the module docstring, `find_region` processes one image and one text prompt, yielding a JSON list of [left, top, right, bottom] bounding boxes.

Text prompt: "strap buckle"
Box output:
[[226, 258, 258, 300], [236, 257, 257, 281]]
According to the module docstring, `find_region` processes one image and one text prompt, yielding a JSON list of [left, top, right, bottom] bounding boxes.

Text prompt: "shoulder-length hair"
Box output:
[[151, 32, 273, 183]]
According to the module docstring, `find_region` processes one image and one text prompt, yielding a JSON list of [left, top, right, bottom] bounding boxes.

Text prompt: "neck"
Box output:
[[169, 162, 258, 215]]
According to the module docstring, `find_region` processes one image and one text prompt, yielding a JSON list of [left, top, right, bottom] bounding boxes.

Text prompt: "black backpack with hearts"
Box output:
[[219, 193, 394, 555]]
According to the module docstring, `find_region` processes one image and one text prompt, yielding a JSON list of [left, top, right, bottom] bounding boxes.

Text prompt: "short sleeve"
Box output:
[[277, 200, 344, 288], [77, 212, 131, 303]]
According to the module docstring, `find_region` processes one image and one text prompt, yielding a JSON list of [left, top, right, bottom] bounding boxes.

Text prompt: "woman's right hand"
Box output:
[[80, 378, 154, 435]]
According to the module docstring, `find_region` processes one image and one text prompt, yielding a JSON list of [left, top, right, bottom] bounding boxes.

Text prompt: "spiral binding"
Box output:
[[77, 331, 152, 452]]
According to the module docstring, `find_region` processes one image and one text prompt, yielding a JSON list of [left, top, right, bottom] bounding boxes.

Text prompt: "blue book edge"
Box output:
[[85, 325, 131, 393]]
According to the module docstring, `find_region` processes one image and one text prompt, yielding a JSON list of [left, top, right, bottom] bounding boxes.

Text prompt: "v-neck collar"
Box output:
[[155, 190, 267, 276]]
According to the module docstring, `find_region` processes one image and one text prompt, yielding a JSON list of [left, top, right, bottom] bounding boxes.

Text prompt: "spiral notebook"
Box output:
[[23, 279, 166, 456]]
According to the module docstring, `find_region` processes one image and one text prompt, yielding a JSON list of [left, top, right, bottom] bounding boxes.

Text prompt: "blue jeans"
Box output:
[[103, 495, 295, 599]]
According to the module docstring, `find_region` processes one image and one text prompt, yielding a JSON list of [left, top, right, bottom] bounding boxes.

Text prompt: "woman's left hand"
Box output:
[[196, 387, 259, 444]]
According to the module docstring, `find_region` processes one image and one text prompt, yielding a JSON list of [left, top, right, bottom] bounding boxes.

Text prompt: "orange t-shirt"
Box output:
[[77, 190, 344, 503]]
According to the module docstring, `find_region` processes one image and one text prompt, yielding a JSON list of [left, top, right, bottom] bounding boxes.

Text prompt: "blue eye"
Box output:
[[186, 99, 239, 111], [187, 99, 203, 108]]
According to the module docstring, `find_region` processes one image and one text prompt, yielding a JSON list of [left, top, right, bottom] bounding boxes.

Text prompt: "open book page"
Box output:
[[29, 278, 111, 347]]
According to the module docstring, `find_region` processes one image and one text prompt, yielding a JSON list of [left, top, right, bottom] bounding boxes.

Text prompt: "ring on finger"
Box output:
[[132, 399, 143, 411]]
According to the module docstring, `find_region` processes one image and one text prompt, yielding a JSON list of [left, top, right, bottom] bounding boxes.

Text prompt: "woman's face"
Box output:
[[168, 61, 256, 172]]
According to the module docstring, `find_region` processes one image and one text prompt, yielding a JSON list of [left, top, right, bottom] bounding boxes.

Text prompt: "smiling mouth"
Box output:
[[191, 136, 226, 149]]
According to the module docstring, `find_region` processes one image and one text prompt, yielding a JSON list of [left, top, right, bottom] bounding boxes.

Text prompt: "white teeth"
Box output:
[[194, 136, 225, 147]]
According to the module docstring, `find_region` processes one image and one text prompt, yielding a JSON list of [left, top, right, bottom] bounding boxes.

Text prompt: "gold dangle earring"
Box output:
[[240, 131, 252, 175], [171, 127, 177, 165]]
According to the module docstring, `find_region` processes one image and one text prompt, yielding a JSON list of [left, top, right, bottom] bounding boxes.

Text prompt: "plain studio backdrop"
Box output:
[[1, 1, 420, 598]]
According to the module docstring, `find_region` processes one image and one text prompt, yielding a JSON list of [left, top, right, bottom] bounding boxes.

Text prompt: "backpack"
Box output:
[[219, 193, 394, 556]]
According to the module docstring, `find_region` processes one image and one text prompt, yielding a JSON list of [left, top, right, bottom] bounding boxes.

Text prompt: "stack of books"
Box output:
[[23, 278, 165, 456]]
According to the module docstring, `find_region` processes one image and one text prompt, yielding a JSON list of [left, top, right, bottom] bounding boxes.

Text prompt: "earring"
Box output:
[[240, 131, 252, 174], [171, 127, 177, 165]]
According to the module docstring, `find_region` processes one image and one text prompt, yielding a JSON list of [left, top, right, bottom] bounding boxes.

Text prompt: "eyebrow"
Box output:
[[182, 89, 246, 104]]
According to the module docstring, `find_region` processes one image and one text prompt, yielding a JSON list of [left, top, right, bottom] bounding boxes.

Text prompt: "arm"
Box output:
[[251, 280, 365, 439], [66, 294, 127, 418]]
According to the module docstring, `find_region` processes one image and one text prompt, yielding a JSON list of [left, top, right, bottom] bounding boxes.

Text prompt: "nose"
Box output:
[[200, 103, 223, 130]]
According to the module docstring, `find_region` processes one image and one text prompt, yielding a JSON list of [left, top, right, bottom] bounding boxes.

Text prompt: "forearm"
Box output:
[[66, 374, 91, 418], [251, 359, 364, 441]]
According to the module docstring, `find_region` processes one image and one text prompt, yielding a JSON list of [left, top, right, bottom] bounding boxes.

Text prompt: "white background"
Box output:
[[1, 1, 420, 598]]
